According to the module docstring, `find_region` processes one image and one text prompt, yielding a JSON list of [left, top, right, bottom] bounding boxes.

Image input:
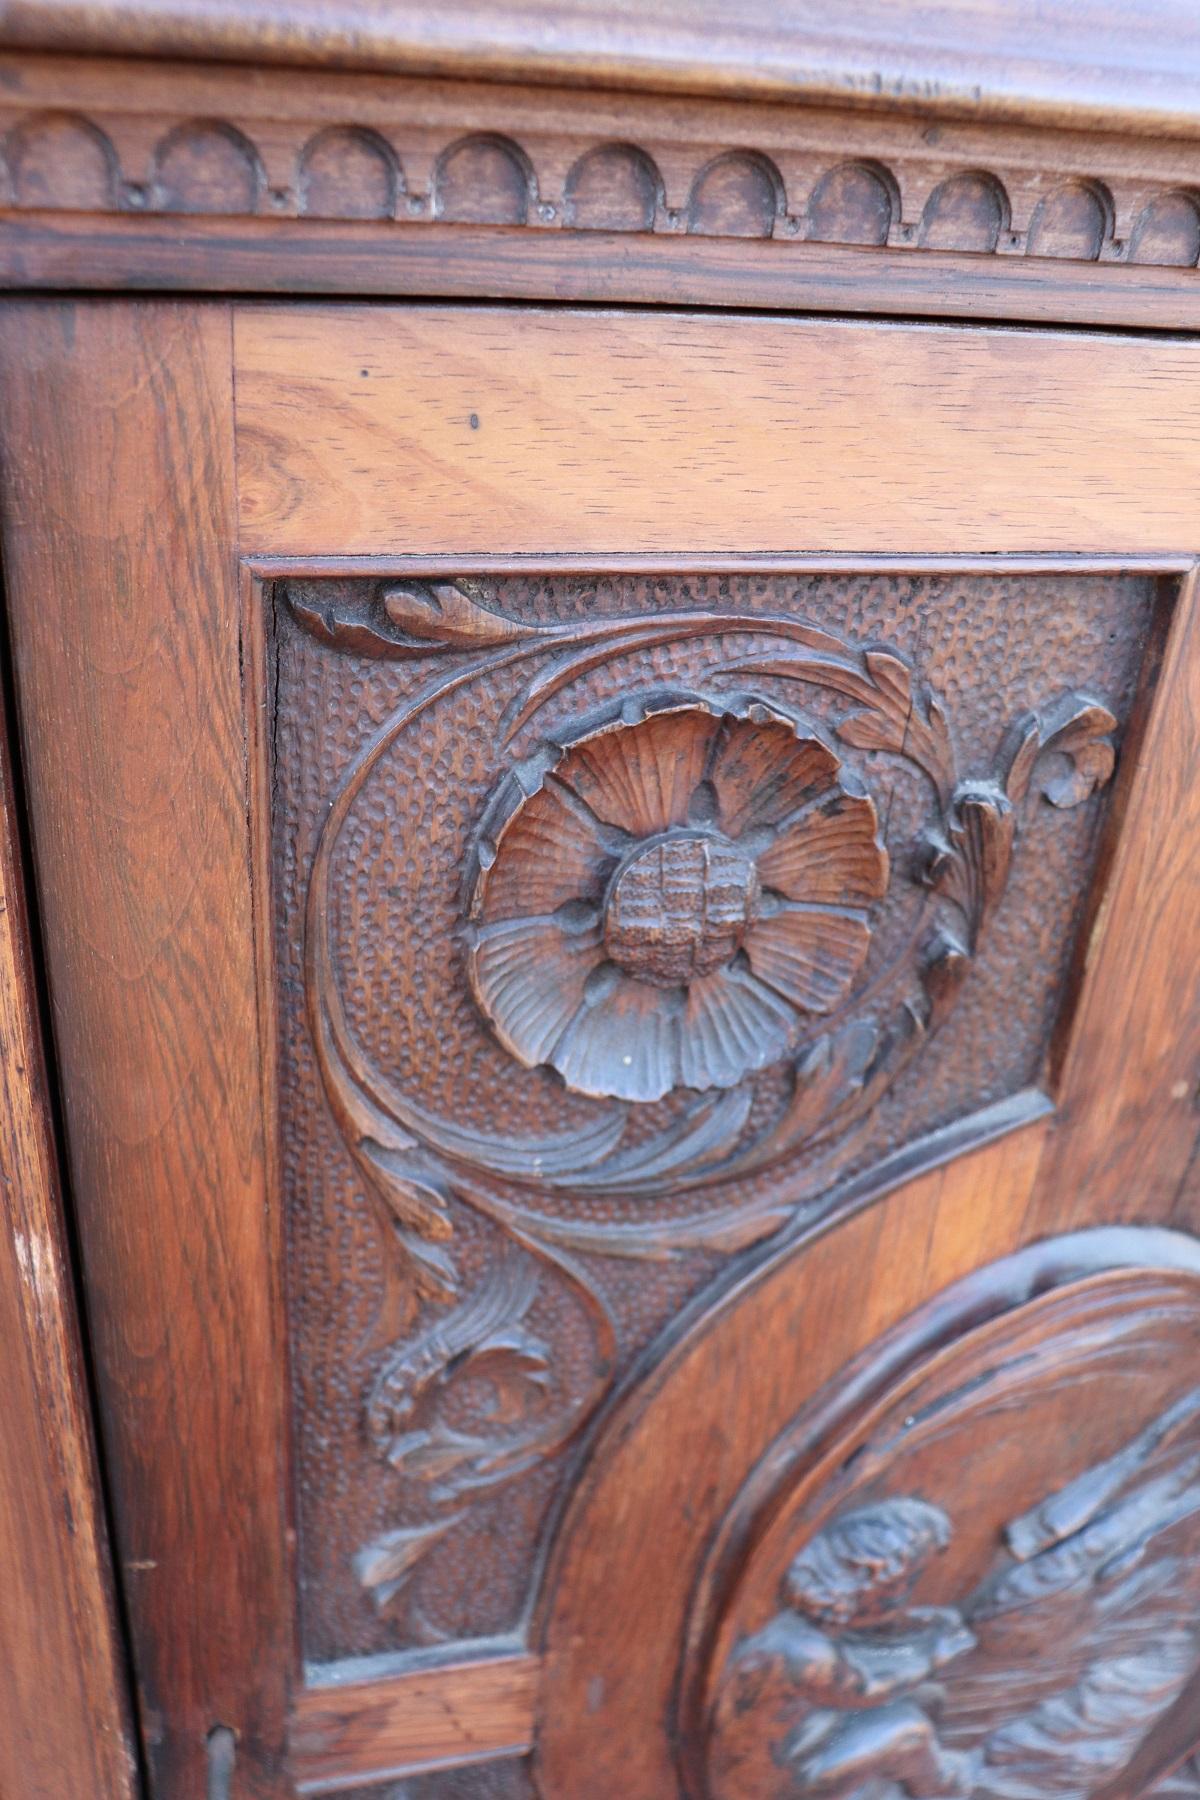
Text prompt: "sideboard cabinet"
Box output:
[[4, 7, 1200, 1798]]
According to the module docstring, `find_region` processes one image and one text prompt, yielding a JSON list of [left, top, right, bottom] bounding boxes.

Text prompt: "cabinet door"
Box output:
[[4, 300, 1200, 1800]]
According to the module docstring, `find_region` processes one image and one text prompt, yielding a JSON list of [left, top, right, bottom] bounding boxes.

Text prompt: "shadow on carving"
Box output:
[[5, 111, 118, 210], [153, 118, 264, 214], [564, 143, 661, 232], [919, 171, 1010, 252], [1130, 190, 1200, 266], [299, 126, 401, 220], [687, 152, 784, 238], [1026, 180, 1112, 261], [434, 133, 533, 225], [806, 162, 897, 246]]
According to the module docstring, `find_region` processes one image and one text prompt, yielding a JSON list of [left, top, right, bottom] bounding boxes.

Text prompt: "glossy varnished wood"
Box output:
[[0, 668, 137, 1796], [538, 1121, 1051, 1796], [290, 1653, 537, 1793], [2, 0, 1200, 139], [234, 307, 1200, 556], [0, 301, 292, 1799], [1027, 567, 1200, 1233]]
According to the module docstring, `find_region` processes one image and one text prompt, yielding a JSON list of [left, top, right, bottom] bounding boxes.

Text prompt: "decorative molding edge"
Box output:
[[3, 55, 1200, 268]]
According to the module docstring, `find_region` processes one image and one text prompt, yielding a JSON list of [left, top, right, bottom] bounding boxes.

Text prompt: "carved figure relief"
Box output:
[[270, 570, 1150, 1661], [698, 1250, 1200, 1800]]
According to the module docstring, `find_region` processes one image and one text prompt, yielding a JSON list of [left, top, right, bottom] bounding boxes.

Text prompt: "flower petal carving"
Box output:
[[744, 907, 874, 1013], [467, 692, 888, 1102], [710, 716, 840, 838], [678, 965, 797, 1092], [560, 702, 720, 837], [472, 775, 614, 920], [551, 970, 683, 1102], [469, 914, 603, 1068], [756, 792, 889, 905]]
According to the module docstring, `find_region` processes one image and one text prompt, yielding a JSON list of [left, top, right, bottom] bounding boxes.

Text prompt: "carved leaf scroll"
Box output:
[[286, 579, 1124, 1633]]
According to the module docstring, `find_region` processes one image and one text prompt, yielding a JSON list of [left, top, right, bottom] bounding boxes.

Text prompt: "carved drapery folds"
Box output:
[[698, 1244, 1200, 1800], [285, 574, 1125, 1635]]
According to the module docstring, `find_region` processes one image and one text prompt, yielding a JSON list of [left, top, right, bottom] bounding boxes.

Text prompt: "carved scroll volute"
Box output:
[[688, 1236, 1200, 1800]]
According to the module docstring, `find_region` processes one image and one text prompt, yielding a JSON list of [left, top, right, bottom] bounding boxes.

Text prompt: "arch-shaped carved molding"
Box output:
[[1130, 188, 1200, 267], [152, 118, 264, 215], [5, 110, 118, 210], [1026, 179, 1113, 260], [298, 125, 400, 220], [919, 170, 1011, 252], [2, 72, 1200, 271], [806, 160, 897, 246], [564, 142, 661, 232], [433, 132, 533, 225], [687, 151, 784, 238]]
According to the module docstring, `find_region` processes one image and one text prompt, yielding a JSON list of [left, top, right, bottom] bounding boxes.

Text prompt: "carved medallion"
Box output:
[[694, 1239, 1200, 1800], [466, 693, 888, 1101]]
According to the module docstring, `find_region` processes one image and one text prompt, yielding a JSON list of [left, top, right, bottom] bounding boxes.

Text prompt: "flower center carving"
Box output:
[[467, 694, 889, 1103], [603, 833, 761, 988]]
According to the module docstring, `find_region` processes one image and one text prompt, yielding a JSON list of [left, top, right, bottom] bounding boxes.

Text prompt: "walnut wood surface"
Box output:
[[290, 1655, 537, 1793], [1026, 568, 1200, 1234], [11, 212, 1200, 332], [1, 0, 1198, 140], [234, 307, 1200, 557], [0, 300, 293, 1798], [7, 287, 1200, 1799], [2, 49, 1200, 325], [538, 1121, 1051, 1794], [0, 643, 137, 1795]]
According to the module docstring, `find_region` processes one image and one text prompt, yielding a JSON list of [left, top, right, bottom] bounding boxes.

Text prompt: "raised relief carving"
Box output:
[[283, 575, 1126, 1635], [5, 74, 1200, 270], [466, 693, 888, 1102], [698, 1249, 1200, 1800]]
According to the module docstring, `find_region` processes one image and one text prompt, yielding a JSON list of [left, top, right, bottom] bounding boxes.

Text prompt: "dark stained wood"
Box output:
[[0, 654, 138, 1797], [1, 0, 1199, 140], [12, 212, 1200, 333], [0, 301, 293, 1799], [2, 50, 1200, 324]]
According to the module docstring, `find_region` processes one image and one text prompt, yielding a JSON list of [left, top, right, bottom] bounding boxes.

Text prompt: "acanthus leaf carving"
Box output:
[[286, 577, 1125, 1633]]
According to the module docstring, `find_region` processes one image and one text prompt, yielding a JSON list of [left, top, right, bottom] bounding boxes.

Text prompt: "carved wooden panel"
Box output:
[[267, 566, 1157, 1673], [690, 1239, 1200, 1800]]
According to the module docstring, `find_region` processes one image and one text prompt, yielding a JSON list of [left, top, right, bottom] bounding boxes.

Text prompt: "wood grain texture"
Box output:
[[290, 1655, 538, 1793], [3, 52, 1200, 325], [537, 1118, 1050, 1797], [13, 213, 1200, 331], [1, 1, 1199, 139], [0, 658, 137, 1797], [1027, 568, 1200, 1233], [234, 307, 1200, 557], [0, 300, 292, 1799]]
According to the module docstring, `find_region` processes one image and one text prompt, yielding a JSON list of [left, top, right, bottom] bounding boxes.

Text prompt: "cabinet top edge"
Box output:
[[5, 0, 1200, 140]]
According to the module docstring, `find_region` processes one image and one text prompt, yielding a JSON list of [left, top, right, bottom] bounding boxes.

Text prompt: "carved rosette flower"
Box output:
[[466, 694, 889, 1102]]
